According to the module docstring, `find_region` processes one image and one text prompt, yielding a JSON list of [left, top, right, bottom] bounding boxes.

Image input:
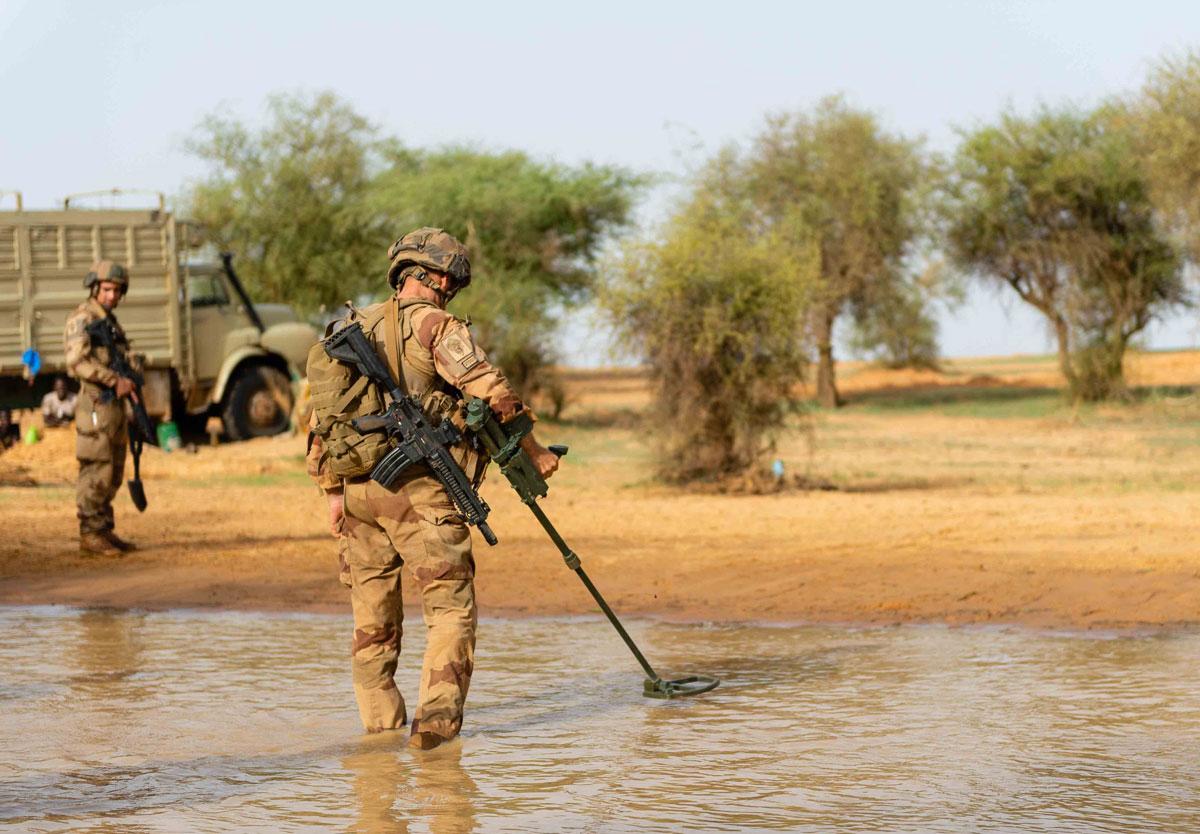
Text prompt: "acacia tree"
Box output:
[[745, 96, 931, 406], [945, 106, 1186, 400], [368, 147, 641, 407], [604, 152, 818, 484], [1127, 49, 1200, 260], [184, 91, 385, 314]]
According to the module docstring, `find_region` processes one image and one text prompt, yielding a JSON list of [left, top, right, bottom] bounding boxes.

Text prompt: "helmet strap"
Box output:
[[404, 268, 455, 303]]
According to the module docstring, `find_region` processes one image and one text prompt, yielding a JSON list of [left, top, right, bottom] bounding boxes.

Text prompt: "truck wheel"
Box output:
[[222, 366, 293, 440]]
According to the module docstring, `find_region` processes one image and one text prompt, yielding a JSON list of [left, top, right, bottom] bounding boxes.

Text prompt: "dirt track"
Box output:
[[1, 352, 1198, 630]]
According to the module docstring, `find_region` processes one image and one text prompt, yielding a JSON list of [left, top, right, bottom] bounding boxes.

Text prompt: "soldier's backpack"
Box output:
[[306, 298, 402, 479]]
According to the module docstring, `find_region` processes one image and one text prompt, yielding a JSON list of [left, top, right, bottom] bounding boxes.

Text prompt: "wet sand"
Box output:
[[2, 351, 1198, 630]]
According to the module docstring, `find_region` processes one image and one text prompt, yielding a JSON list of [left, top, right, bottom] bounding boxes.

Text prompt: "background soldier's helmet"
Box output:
[[84, 261, 130, 295], [386, 227, 472, 291]]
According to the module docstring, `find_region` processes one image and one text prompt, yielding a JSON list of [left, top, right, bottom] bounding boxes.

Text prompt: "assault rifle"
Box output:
[[323, 322, 498, 546], [85, 317, 156, 512]]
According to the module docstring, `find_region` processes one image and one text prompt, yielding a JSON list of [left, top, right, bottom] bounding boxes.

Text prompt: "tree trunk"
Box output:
[[814, 307, 841, 408], [1051, 314, 1078, 396], [1076, 330, 1130, 401]]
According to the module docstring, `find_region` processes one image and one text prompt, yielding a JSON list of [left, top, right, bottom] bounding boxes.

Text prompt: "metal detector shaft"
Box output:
[[462, 397, 718, 699], [525, 500, 661, 682]]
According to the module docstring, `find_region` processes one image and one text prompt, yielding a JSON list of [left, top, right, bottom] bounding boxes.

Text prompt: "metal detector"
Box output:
[[465, 400, 720, 700]]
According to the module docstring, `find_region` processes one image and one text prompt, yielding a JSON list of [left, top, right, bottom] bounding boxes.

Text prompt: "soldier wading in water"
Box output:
[[308, 228, 560, 750], [63, 261, 142, 557]]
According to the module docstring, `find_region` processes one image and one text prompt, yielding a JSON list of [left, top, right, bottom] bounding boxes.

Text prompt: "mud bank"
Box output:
[[2, 354, 1198, 630]]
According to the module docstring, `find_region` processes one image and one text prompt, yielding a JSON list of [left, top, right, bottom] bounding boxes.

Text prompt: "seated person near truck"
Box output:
[[0, 409, 19, 451], [41, 376, 78, 428]]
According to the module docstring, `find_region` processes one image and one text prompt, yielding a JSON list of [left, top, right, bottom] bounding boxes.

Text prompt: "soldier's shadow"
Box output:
[[146, 533, 331, 550]]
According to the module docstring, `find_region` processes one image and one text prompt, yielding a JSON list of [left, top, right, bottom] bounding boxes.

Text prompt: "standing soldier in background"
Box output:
[[64, 261, 140, 556], [309, 228, 560, 750]]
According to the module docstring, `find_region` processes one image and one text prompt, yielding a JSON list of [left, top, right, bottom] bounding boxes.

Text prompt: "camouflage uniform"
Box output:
[[316, 295, 528, 742], [306, 418, 352, 588], [64, 298, 131, 537]]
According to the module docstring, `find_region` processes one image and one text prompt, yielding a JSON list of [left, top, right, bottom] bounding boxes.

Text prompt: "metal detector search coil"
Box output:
[[644, 675, 721, 699]]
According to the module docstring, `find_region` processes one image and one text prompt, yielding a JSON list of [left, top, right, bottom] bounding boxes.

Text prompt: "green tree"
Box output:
[[945, 106, 1187, 400], [368, 147, 641, 408], [1127, 49, 1200, 260], [605, 152, 818, 484], [848, 271, 942, 371], [745, 96, 932, 406], [184, 91, 385, 314]]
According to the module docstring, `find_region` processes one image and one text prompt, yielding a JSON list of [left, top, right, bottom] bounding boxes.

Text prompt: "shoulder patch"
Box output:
[[442, 332, 479, 370], [443, 335, 470, 361], [433, 322, 483, 375]]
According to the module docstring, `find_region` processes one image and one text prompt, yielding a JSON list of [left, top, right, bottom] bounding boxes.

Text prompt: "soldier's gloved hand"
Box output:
[[114, 376, 138, 401], [520, 434, 560, 480], [327, 491, 345, 536]]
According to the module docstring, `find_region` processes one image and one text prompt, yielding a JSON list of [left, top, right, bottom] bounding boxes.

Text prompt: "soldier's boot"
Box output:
[[80, 532, 122, 557], [103, 531, 137, 552], [408, 731, 446, 751]]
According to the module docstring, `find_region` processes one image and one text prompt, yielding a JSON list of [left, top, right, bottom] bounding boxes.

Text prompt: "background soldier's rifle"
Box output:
[[323, 321, 498, 545], [464, 398, 719, 700], [85, 317, 156, 512]]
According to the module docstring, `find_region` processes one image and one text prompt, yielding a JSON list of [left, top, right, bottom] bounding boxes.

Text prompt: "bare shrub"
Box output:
[[604, 161, 818, 484]]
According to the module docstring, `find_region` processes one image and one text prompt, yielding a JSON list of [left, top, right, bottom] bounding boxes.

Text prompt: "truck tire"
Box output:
[[222, 366, 293, 441]]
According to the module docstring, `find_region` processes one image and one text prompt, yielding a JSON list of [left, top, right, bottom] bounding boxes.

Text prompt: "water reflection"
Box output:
[[70, 608, 146, 696], [344, 736, 479, 834], [0, 607, 1196, 833]]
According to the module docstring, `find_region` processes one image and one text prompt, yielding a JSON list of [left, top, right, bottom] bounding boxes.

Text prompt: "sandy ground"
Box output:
[[1, 350, 1198, 630]]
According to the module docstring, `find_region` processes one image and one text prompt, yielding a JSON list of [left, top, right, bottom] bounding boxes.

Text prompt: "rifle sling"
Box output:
[[382, 295, 407, 398]]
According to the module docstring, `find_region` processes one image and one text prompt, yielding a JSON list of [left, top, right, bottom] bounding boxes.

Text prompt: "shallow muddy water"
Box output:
[[0, 606, 1197, 833]]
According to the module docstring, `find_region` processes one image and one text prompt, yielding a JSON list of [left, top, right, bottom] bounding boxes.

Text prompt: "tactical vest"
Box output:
[[307, 297, 484, 484], [71, 301, 128, 399]]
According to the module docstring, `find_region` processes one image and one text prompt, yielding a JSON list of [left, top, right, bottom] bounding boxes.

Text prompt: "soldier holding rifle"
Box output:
[[309, 228, 559, 750], [63, 261, 145, 556]]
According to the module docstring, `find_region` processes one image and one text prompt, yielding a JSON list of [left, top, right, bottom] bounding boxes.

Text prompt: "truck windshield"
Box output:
[[189, 273, 230, 307]]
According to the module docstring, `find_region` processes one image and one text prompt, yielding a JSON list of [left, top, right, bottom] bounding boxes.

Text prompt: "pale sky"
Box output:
[[4, 0, 1200, 363]]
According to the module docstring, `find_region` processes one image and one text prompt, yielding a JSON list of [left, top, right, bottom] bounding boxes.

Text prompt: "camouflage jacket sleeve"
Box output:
[[413, 307, 531, 423], [306, 412, 342, 493], [63, 307, 119, 387]]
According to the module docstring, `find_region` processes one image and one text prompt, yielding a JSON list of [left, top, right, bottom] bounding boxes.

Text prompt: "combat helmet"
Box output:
[[386, 227, 471, 295], [84, 260, 130, 295]]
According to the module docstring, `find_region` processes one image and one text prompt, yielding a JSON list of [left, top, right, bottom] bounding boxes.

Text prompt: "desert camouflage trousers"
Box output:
[[342, 473, 477, 740], [75, 391, 127, 535]]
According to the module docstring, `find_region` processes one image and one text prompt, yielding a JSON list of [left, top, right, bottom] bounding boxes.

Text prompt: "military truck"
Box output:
[[0, 191, 317, 439]]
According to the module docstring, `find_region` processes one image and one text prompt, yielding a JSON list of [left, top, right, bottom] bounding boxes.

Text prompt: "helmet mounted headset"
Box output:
[[386, 227, 471, 302]]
